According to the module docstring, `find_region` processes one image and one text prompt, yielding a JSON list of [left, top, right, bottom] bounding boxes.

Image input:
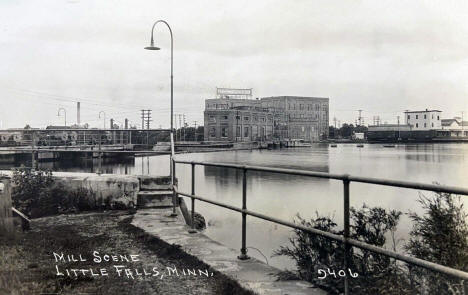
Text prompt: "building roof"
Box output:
[[441, 119, 457, 126], [404, 110, 442, 113], [441, 119, 468, 127], [368, 124, 411, 127], [261, 96, 329, 101], [46, 125, 71, 130]]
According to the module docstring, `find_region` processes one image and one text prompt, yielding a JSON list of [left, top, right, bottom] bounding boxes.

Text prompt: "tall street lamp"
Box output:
[[99, 111, 106, 129], [144, 20, 174, 157], [145, 20, 176, 215], [58, 107, 67, 126]]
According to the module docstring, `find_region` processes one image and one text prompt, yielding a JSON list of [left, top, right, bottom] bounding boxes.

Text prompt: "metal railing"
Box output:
[[172, 159, 468, 294]]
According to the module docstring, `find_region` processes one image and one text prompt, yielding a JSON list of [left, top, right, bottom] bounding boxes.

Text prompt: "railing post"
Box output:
[[188, 162, 197, 233], [343, 176, 350, 295], [170, 158, 178, 217], [238, 167, 250, 260]]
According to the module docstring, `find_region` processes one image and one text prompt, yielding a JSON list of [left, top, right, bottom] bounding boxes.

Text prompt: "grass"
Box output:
[[0, 211, 256, 295]]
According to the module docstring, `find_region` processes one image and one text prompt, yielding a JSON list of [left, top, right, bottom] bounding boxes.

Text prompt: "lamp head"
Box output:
[[144, 40, 160, 50]]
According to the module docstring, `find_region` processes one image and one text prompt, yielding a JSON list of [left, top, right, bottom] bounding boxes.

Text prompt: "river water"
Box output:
[[6, 143, 468, 270]]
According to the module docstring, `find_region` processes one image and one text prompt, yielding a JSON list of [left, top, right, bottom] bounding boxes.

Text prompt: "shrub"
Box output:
[[274, 205, 409, 294], [11, 168, 94, 218], [405, 192, 468, 294]]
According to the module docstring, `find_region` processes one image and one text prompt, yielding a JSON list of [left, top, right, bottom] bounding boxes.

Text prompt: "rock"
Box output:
[[189, 211, 206, 230]]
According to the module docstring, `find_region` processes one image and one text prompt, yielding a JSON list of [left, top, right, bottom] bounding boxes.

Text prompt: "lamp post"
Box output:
[[58, 107, 67, 126], [99, 111, 106, 129], [145, 20, 176, 216]]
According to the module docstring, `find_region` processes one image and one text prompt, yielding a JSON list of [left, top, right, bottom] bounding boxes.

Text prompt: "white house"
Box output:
[[441, 117, 468, 137], [404, 109, 442, 130]]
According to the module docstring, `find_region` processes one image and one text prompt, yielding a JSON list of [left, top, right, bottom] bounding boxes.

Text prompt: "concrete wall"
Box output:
[[0, 171, 139, 210], [0, 179, 14, 236]]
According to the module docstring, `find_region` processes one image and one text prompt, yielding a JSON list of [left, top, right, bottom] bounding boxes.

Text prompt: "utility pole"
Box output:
[[178, 114, 182, 142], [193, 120, 198, 141], [174, 114, 178, 142], [141, 109, 152, 147], [397, 115, 401, 139], [357, 110, 363, 126], [462, 111, 464, 136], [141, 110, 152, 129], [183, 114, 186, 142]]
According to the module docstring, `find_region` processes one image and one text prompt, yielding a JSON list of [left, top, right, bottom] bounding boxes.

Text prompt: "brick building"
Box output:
[[204, 96, 329, 142]]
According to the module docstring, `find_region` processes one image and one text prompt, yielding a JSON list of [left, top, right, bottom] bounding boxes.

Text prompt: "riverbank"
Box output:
[[0, 211, 254, 295]]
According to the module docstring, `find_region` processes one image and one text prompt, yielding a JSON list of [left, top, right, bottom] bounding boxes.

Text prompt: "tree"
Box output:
[[405, 192, 468, 294]]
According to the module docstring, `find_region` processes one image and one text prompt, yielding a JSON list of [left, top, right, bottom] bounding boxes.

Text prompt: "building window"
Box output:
[[260, 117, 265, 122], [244, 116, 249, 121], [416, 123, 418, 128], [424, 114, 427, 119], [209, 127, 216, 137], [432, 122, 434, 127], [416, 115, 418, 119], [236, 126, 241, 137], [437, 116, 440, 120], [244, 126, 249, 137], [407, 115, 410, 120], [424, 123, 427, 128], [221, 127, 228, 138], [432, 114, 434, 119], [300, 104, 304, 110], [222, 116, 228, 120]]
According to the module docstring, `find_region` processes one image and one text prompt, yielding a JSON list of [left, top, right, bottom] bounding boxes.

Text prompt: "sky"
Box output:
[[0, 0, 467, 129]]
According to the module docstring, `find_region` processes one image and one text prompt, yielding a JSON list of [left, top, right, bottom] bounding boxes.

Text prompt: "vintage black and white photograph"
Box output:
[[0, 1, 467, 294]]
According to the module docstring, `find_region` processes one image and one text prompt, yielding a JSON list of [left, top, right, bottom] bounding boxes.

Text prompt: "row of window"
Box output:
[[207, 103, 230, 109], [209, 126, 271, 138], [415, 122, 435, 128], [208, 115, 273, 123], [408, 114, 440, 120], [287, 103, 327, 111], [289, 114, 328, 119]]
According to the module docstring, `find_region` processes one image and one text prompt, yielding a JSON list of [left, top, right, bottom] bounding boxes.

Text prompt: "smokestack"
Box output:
[[125, 118, 128, 129], [77, 102, 81, 125], [110, 118, 114, 129]]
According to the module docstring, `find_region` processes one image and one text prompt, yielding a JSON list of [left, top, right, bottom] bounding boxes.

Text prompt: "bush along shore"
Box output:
[[274, 193, 468, 294]]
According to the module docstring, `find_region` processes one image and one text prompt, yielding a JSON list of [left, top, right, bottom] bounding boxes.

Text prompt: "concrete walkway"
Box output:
[[132, 208, 327, 295]]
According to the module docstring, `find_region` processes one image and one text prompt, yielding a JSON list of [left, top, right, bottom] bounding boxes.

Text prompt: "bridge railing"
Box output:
[[0, 128, 173, 173], [172, 159, 468, 294]]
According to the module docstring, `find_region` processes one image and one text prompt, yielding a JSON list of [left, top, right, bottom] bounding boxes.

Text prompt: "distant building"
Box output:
[[367, 123, 441, 142], [440, 117, 468, 137], [204, 93, 329, 142], [404, 109, 442, 130], [353, 132, 365, 140]]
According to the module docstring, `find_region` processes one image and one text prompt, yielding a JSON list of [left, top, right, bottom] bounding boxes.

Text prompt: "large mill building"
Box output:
[[204, 88, 329, 142]]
